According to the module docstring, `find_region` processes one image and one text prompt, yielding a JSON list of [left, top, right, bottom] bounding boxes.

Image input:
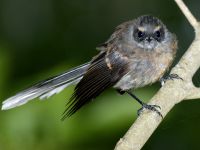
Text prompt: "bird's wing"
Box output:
[[96, 20, 132, 51], [62, 51, 129, 119], [2, 62, 90, 110]]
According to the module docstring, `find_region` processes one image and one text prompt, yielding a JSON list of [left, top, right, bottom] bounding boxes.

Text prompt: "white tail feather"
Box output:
[[2, 63, 89, 110]]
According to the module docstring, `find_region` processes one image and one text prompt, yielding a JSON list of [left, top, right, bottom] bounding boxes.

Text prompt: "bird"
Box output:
[[2, 15, 179, 120]]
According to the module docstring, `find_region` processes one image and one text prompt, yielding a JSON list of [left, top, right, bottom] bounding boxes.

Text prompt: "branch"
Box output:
[[185, 87, 200, 100], [175, 0, 199, 28], [115, 1, 200, 150]]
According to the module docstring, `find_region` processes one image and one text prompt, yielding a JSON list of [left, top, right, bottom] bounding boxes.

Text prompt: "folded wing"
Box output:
[[63, 51, 129, 119]]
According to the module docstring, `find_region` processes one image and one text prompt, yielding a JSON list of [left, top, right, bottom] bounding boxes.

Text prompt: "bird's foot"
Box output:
[[137, 103, 163, 118], [160, 73, 183, 86]]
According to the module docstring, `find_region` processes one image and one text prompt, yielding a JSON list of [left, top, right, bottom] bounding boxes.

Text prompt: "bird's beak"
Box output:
[[145, 36, 153, 42]]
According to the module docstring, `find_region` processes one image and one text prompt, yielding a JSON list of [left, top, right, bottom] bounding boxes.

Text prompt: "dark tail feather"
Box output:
[[2, 62, 90, 110]]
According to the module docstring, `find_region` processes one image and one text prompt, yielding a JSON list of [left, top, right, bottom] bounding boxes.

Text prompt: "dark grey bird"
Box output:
[[2, 15, 179, 120]]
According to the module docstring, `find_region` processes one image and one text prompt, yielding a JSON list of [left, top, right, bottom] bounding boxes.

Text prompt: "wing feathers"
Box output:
[[62, 51, 129, 119]]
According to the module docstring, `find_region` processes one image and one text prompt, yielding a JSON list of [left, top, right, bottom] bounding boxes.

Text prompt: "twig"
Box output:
[[175, 0, 199, 28], [114, 0, 200, 149]]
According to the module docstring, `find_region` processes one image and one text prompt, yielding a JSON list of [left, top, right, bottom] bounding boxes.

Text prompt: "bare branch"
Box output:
[[115, 0, 200, 149], [185, 87, 200, 100]]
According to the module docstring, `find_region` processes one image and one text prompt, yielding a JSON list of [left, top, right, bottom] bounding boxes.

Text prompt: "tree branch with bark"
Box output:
[[114, 0, 200, 149]]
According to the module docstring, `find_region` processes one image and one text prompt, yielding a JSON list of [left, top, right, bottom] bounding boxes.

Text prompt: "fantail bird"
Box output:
[[2, 15, 180, 120]]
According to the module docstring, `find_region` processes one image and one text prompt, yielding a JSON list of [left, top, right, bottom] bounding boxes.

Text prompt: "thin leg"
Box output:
[[126, 90, 163, 118], [116, 89, 125, 95], [160, 73, 183, 86]]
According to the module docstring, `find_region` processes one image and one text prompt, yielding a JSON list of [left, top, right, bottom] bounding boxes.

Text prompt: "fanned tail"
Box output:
[[2, 62, 90, 110]]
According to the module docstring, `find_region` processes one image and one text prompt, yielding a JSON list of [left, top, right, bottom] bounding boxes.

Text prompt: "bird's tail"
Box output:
[[2, 62, 90, 110]]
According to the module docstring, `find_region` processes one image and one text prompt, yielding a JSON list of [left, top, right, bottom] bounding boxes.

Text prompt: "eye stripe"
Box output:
[[138, 27, 145, 32], [154, 26, 161, 32]]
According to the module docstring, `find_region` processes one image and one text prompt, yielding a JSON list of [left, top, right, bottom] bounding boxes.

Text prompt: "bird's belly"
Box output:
[[114, 55, 172, 91], [114, 72, 156, 91]]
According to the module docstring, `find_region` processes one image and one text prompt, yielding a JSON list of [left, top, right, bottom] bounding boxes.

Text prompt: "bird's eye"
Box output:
[[153, 30, 164, 42], [133, 28, 146, 42], [155, 31, 161, 38], [138, 31, 144, 38]]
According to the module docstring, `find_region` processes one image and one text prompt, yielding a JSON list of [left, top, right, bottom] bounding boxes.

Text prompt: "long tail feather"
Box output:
[[2, 62, 90, 110]]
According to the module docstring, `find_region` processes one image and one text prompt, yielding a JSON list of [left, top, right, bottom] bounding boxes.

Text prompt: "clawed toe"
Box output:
[[160, 73, 183, 86], [126, 91, 163, 118], [137, 103, 163, 118], [168, 74, 183, 80]]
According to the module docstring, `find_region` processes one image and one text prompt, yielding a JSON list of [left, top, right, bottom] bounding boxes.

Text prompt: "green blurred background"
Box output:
[[0, 0, 200, 149]]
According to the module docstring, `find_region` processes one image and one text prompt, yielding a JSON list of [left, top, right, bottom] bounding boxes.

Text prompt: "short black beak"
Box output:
[[146, 37, 152, 42]]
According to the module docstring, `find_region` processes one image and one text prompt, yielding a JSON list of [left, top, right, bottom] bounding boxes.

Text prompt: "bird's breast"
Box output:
[[114, 51, 174, 91]]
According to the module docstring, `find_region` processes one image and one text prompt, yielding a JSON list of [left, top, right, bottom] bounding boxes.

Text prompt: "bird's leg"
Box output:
[[116, 89, 126, 95], [126, 90, 163, 118], [160, 73, 183, 86]]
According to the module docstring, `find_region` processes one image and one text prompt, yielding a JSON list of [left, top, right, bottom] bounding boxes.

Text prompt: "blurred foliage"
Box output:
[[0, 0, 200, 149]]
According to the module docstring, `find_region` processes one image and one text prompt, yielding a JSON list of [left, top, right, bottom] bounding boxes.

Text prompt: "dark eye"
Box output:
[[133, 29, 146, 42], [155, 31, 161, 38], [153, 30, 164, 42], [138, 31, 144, 38]]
